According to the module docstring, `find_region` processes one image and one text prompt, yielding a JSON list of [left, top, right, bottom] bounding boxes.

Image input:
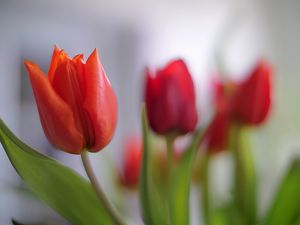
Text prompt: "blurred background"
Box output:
[[0, 0, 300, 224]]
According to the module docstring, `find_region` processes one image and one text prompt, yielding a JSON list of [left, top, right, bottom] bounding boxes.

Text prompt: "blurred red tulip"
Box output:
[[204, 111, 231, 153], [119, 137, 142, 189], [204, 60, 273, 153], [212, 79, 236, 114], [145, 59, 198, 136], [203, 79, 234, 153], [233, 60, 272, 125], [24, 46, 118, 154]]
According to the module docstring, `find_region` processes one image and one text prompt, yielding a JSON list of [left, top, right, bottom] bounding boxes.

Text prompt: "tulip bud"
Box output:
[[119, 137, 142, 189], [204, 111, 231, 153], [144, 59, 198, 136], [24, 46, 118, 154], [233, 60, 272, 125], [203, 60, 272, 153], [204, 80, 234, 153]]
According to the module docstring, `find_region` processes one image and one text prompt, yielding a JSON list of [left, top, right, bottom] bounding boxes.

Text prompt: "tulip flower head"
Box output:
[[119, 137, 142, 189], [204, 60, 273, 153], [203, 79, 235, 153], [233, 60, 272, 125], [24, 46, 118, 154], [145, 59, 198, 136], [204, 110, 231, 153]]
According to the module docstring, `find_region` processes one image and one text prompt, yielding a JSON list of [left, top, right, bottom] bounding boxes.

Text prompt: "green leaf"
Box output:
[[210, 202, 236, 225], [12, 219, 57, 225], [295, 213, 300, 225], [210, 208, 232, 225], [169, 130, 203, 225], [0, 119, 116, 225], [200, 153, 212, 225], [139, 106, 168, 225], [231, 126, 256, 225], [264, 158, 300, 225]]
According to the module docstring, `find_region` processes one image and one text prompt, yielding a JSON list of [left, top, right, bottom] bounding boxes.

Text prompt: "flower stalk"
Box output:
[[165, 135, 176, 224], [81, 151, 124, 225], [232, 125, 256, 225], [166, 136, 175, 174], [201, 153, 211, 225]]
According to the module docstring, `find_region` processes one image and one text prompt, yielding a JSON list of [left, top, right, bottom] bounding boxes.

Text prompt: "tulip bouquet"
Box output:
[[0, 46, 299, 225]]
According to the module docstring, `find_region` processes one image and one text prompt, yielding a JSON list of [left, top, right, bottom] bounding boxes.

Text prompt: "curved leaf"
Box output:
[[264, 158, 300, 225], [139, 107, 168, 225], [169, 130, 203, 225], [12, 219, 57, 225], [0, 119, 116, 225], [232, 126, 256, 225]]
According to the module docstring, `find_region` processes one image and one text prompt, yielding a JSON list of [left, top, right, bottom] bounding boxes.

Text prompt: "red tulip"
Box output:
[[145, 59, 198, 135], [204, 111, 231, 153], [233, 60, 272, 125], [212, 79, 236, 115], [119, 137, 142, 189], [24, 46, 118, 154], [203, 60, 272, 153], [204, 80, 233, 153]]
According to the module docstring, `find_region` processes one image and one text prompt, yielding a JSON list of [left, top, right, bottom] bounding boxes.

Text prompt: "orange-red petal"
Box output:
[[48, 46, 70, 82], [84, 49, 118, 152], [24, 60, 84, 154]]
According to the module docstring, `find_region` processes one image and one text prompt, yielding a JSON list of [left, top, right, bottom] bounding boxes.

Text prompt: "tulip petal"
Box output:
[[84, 49, 118, 152], [51, 59, 94, 148], [145, 59, 198, 135], [155, 70, 181, 132], [48, 46, 70, 82], [163, 59, 196, 101], [179, 104, 198, 133], [145, 69, 161, 133], [204, 111, 231, 153], [175, 62, 198, 133], [212, 78, 237, 115], [161, 59, 198, 133], [120, 136, 142, 188], [234, 60, 272, 125], [24, 61, 84, 154]]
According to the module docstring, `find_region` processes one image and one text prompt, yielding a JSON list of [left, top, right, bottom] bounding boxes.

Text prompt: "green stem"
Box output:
[[166, 136, 175, 174], [232, 125, 256, 225], [201, 153, 211, 225], [81, 151, 124, 225], [166, 135, 176, 224]]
